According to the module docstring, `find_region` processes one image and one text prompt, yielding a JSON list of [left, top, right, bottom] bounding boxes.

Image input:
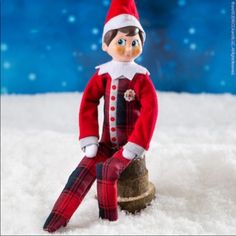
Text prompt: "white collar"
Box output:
[[95, 60, 150, 80]]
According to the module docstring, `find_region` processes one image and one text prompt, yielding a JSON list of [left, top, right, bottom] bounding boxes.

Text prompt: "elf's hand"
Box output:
[[122, 148, 137, 160], [84, 144, 98, 158]]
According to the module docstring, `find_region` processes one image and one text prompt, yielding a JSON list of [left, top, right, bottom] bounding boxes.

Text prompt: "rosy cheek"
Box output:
[[132, 47, 141, 57], [116, 45, 125, 55]]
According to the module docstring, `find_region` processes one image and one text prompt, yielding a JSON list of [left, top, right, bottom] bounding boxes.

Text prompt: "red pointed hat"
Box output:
[[102, 0, 145, 42]]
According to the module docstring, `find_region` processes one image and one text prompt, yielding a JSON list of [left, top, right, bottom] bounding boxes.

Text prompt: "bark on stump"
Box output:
[[117, 157, 156, 214]]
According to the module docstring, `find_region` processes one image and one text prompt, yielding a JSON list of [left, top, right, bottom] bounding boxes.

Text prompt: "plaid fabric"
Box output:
[[43, 144, 112, 233], [101, 75, 141, 148], [96, 149, 131, 221], [79, 71, 158, 150]]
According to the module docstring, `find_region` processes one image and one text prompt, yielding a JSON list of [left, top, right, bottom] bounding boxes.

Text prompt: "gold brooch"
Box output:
[[124, 89, 136, 102]]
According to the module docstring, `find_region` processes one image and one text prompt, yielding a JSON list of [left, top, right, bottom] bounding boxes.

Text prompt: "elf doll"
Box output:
[[43, 0, 158, 233]]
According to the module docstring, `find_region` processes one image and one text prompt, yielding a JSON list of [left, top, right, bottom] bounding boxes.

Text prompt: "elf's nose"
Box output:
[[125, 46, 132, 55]]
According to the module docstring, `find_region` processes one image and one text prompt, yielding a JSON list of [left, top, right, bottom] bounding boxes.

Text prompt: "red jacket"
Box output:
[[79, 61, 158, 156]]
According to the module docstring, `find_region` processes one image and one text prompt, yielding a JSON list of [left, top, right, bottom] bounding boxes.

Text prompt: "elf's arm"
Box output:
[[124, 74, 158, 157], [79, 71, 106, 150]]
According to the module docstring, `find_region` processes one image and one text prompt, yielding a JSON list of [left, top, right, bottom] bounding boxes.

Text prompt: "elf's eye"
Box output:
[[132, 39, 139, 47], [117, 38, 126, 46]]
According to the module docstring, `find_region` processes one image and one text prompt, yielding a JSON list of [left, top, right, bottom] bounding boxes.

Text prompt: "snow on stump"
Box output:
[[117, 157, 156, 214]]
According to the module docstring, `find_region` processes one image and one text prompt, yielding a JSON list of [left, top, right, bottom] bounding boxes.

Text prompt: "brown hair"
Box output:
[[104, 26, 144, 46]]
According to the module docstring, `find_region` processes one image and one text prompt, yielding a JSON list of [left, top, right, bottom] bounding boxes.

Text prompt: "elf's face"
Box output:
[[103, 31, 143, 62]]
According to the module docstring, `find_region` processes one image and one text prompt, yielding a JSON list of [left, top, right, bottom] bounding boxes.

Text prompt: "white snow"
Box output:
[[1, 92, 236, 235]]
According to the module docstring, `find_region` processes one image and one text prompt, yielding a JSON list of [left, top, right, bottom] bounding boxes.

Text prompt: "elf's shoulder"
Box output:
[[133, 63, 150, 76], [95, 61, 111, 76]]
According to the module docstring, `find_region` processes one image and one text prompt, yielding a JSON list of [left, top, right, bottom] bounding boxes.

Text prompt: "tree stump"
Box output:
[[117, 157, 156, 214]]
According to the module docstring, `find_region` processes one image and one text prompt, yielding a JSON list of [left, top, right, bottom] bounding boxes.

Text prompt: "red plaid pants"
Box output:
[[43, 144, 131, 232]]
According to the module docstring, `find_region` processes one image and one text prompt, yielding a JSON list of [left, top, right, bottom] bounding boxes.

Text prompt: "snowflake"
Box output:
[[220, 80, 226, 86], [62, 9, 67, 14], [92, 28, 99, 35], [204, 65, 210, 71], [30, 29, 39, 34], [183, 38, 189, 44], [189, 27, 196, 35], [190, 43, 196, 50], [62, 81, 67, 87], [178, 0, 186, 7], [91, 44, 98, 51], [3, 61, 11, 69], [46, 45, 52, 51], [68, 15, 76, 23], [103, 0, 110, 7], [220, 9, 226, 15], [78, 66, 83, 71], [1, 43, 8, 52], [28, 73, 37, 81]]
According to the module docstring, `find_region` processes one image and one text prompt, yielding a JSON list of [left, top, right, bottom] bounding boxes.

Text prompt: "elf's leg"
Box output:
[[96, 149, 132, 221], [43, 147, 108, 233]]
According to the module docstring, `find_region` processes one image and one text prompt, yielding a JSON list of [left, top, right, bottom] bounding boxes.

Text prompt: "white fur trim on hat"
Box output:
[[102, 14, 146, 42]]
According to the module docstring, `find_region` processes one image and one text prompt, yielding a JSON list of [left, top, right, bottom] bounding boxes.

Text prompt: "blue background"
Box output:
[[1, 0, 235, 94]]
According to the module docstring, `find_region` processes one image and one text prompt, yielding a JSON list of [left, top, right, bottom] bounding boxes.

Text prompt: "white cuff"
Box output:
[[123, 142, 145, 157], [85, 144, 98, 158], [80, 136, 98, 149], [123, 149, 137, 160]]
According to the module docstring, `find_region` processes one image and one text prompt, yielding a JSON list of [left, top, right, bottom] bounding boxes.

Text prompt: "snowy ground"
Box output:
[[1, 92, 236, 235]]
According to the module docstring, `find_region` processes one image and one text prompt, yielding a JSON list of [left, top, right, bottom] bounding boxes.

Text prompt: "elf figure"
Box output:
[[43, 0, 158, 233]]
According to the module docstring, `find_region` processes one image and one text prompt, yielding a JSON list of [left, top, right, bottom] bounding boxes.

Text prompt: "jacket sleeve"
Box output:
[[124, 74, 158, 156], [79, 71, 105, 149]]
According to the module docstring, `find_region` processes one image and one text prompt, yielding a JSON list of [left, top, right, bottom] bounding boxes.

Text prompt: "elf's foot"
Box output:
[[43, 213, 68, 233]]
